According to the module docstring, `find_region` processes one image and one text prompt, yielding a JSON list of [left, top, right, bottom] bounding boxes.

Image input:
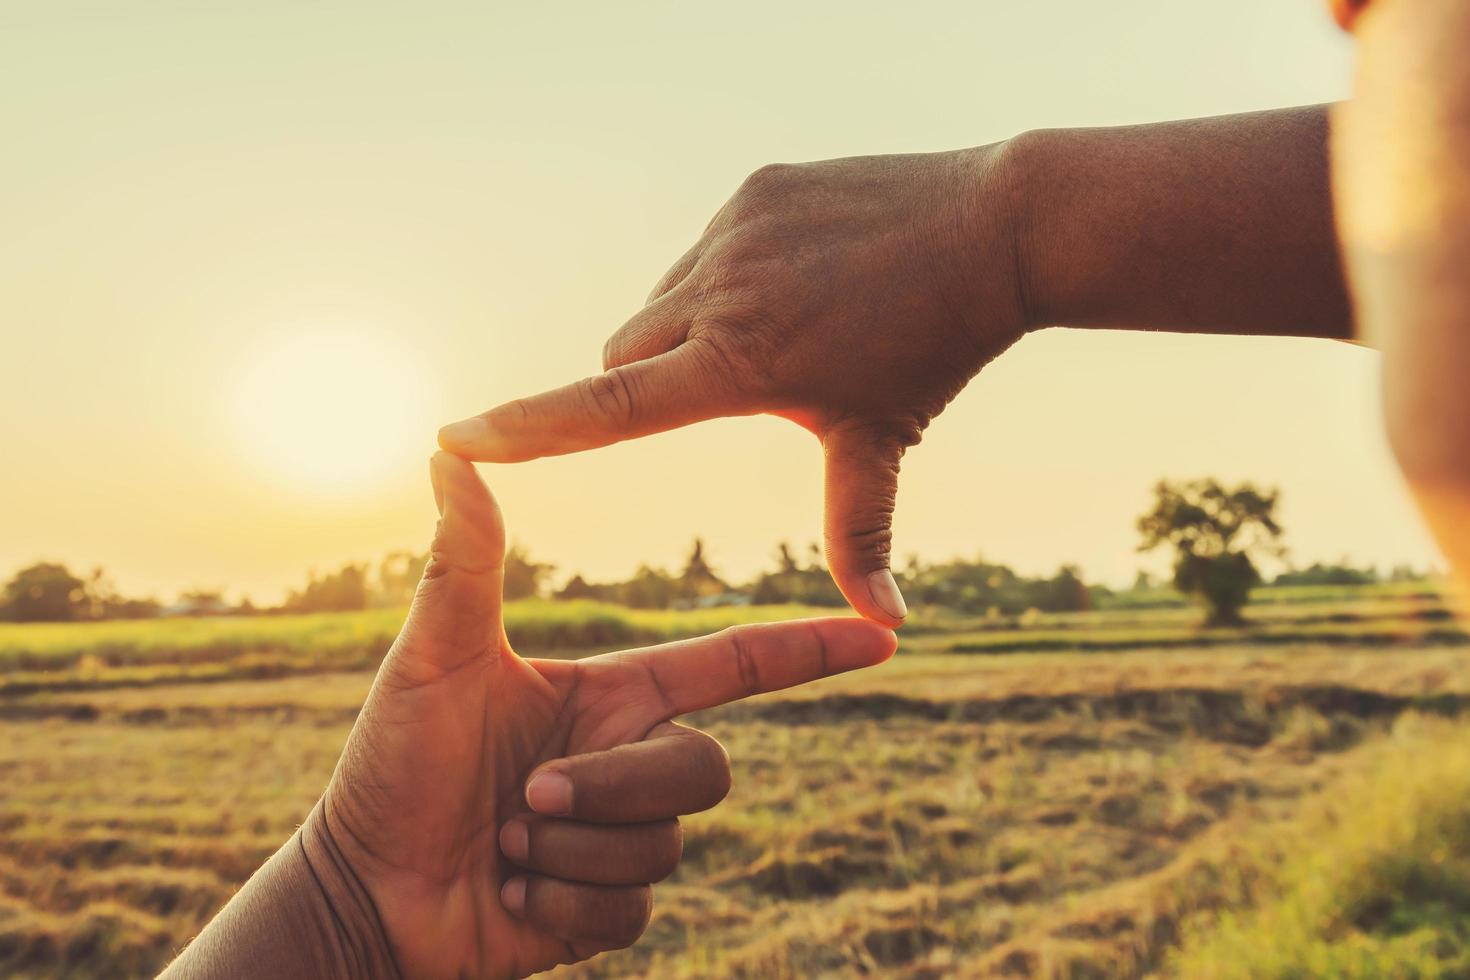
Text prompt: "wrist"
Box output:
[[160, 801, 400, 980], [991, 127, 1057, 334], [297, 800, 404, 980], [940, 140, 1039, 349]]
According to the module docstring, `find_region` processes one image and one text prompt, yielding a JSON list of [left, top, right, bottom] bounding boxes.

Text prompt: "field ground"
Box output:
[[4, 584, 1470, 977]]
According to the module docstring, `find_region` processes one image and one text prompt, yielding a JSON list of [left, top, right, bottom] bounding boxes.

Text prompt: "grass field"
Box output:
[[4, 584, 1470, 978]]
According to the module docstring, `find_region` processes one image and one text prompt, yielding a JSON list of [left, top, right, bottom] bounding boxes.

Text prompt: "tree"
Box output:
[[171, 588, 231, 617], [619, 565, 679, 609], [1137, 479, 1285, 626], [284, 563, 370, 613], [776, 543, 800, 575], [677, 538, 728, 600], [556, 574, 599, 601], [750, 542, 845, 606], [1041, 565, 1092, 613], [1273, 560, 1378, 587], [378, 551, 429, 607], [1, 562, 89, 621], [503, 545, 554, 601]]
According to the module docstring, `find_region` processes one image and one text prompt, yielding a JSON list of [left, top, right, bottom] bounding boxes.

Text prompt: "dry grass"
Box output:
[[3, 591, 1470, 977]]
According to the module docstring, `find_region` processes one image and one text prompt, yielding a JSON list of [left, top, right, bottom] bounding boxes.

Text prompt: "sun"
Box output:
[[228, 328, 440, 494]]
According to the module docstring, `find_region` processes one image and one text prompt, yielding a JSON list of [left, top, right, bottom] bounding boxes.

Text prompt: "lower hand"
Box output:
[[322, 452, 896, 978]]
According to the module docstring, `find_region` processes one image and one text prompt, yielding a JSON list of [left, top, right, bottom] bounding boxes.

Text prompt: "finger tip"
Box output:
[[525, 769, 574, 816], [850, 619, 899, 665], [499, 819, 529, 863], [500, 876, 527, 916], [864, 568, 908, 622], [437, 417, 491, 455], [815, 617, 898, 669], [828, 558, 908, 625], [429, 450, 476, 490], [431, 452, 491, 501], [426, 454, 504, 564]]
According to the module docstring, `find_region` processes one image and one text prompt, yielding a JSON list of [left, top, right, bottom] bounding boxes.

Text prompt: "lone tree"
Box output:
[[1, 562, 90, 622], [1137, 479, 1285, 626]]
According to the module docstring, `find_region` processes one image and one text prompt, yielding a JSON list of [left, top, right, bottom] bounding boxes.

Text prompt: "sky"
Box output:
[[0, 1, 1443, 603]]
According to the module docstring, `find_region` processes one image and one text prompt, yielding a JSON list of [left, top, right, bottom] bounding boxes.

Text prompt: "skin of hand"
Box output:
[[439, 108, 1349, 629], [166, 452, 895, 980], [1332, 0, 1470, 585]]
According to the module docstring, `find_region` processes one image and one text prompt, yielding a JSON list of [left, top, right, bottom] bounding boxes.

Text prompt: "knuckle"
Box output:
[[647, 821, 684, 880], [723, 625, 761, 695], [605, 887, 654, 947], [740, 162, 798, 199], [842, 522, 894, 559], [579, 368, 637, 428], [488, 398, 532, 429], [689, 310, 776, 380], [693, 735, 733, 805]]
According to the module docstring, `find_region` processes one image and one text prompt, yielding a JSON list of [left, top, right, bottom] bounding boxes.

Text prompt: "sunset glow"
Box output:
[[227, 329, 437, 494]]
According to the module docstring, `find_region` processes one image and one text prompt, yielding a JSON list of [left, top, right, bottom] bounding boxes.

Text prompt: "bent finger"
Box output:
[[603, 290, 691, 370], [524, 722, 730, 822], [499, 815, 683, 883], [822, 424, 909, 626], [501, 876, 653, 950]]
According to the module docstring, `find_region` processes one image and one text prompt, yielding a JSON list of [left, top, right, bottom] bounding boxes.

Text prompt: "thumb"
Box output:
[[392, 452, 508, 681], [821, 424, 908, 626]]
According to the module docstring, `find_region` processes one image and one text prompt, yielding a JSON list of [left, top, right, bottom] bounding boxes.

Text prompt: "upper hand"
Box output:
[[321, 452, 896, 979], [438, 146, 1029, 626]]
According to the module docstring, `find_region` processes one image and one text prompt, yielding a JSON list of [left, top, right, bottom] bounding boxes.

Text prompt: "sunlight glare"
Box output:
[[228, 328, 438, 494]]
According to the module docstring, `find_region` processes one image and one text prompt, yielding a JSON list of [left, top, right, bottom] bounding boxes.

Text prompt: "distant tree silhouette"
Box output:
[[677, 538, 728, 600], [553, 564, 678, 608], [284, 563, 370, 613], [750, 542, 846, 606], [1272, 561, 1378, 587], [377, 551, 428, 607], [169, 588, 231, 617], [556, 574, 599, 601], [1041, 565, 1092, 613], [1, 562, 89, 621], [776, 543, 800, 574], [504, 545, 554, 601], [902, 556, 1093, 614], [620, 565, 679, 609], [1137, 479, 1285, 626]]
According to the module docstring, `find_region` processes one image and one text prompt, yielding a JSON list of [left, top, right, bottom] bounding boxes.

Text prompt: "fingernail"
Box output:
[[500, 877, 526, 916], [429, 455, 446, 517], [438, 417, 490, 452], [525, 771, 574, 816], [499, 820, 529, 863], [867, 569, 908, 622]]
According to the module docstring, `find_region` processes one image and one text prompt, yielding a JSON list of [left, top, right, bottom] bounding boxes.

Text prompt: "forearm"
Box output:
[[161, 802, 400, 980], [1333, 0, 1470, 582], [1008, 104, 1352, 339]]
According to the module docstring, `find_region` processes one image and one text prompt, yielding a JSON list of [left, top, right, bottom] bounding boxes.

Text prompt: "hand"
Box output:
[[322, 452, 896, 978], [439, 146, 1028, 626]]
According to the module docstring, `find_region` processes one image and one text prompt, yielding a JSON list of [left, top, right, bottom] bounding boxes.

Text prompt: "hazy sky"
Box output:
[[0, 1, 1443, 603]]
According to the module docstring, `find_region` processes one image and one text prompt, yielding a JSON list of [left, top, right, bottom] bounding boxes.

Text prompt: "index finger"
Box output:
[[592, 618, 897, 717], [438, 342, 739, 463]]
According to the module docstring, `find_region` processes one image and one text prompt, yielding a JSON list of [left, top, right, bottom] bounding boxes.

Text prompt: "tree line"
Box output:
[[0, 479, 1433, 624]]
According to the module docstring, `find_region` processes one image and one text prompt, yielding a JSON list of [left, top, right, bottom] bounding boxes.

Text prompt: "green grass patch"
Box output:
[[1166, 715, 1470, 979], [0, 601, 832, 680]]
